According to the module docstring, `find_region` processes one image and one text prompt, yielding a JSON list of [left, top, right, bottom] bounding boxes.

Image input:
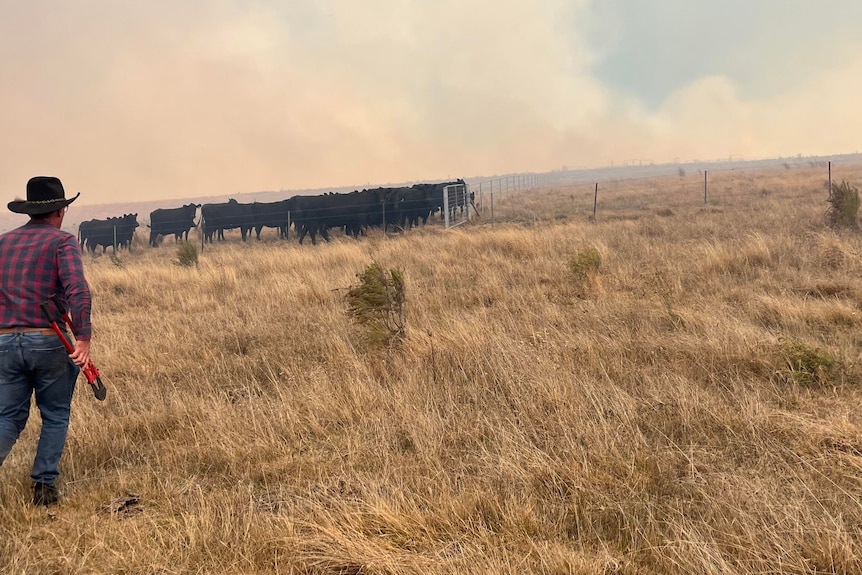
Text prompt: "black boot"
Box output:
[[32, 482, 59, 506]]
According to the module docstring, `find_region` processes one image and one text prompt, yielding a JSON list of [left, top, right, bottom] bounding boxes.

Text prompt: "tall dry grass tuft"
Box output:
[[2, 162, 862, 574]]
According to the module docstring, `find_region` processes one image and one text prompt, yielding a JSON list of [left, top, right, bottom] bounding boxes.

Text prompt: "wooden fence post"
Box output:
[[703, 170, 708, 205]]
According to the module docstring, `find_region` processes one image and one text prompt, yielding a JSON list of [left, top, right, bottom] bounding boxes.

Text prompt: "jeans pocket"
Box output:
[[28, 339, 66, 354], [0, 348, 14, 384], [24, 336, 70, 372]]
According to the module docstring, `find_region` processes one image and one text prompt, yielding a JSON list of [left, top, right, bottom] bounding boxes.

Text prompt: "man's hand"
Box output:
[[70, 339, 91, 367]]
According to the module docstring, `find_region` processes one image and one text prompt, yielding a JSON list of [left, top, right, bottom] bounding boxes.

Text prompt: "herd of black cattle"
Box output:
[[77, 180, 474, 253]]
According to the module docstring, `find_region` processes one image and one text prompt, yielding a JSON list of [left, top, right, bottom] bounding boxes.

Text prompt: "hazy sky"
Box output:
[[2, 1, 860, 206]]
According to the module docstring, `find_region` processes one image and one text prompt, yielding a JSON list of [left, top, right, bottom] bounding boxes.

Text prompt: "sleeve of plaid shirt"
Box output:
[[56, 234, 92, 340]]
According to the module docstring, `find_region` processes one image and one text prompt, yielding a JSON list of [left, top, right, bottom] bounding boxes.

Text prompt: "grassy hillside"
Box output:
[[1, 163, 861, 574]]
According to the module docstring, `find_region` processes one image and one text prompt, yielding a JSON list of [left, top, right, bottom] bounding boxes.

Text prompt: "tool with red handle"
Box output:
[[40, 297, 106, 401]]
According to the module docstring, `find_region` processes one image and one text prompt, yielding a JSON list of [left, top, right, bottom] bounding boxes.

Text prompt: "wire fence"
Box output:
[[469, 156, 862, 226], [72, 155, 862, 253]]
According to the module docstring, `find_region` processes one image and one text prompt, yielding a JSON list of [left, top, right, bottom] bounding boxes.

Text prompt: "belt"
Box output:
[[0, 327, 58, 336]]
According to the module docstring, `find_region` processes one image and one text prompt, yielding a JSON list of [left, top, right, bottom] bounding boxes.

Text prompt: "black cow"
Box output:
[[389, 186, 435, 229], [362, 187, 406, 233], [201, 199, 254, 243], [289, 189, 389, 244], [78, 213, 140, 254], [413, 179, 469, 221], [251, 200, 291, 240], [148, 203, 201, 246], [288, 194, 336, 245]]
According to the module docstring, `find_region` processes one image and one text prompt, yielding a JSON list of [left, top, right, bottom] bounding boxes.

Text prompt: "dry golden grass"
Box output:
[[2, 162, 862, 574]]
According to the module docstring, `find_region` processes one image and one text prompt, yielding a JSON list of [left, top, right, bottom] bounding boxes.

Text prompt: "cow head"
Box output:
[[183, 203, 199, 221]]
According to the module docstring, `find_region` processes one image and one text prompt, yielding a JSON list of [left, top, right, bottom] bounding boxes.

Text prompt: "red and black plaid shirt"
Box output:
[[0, 219, 91, 339]]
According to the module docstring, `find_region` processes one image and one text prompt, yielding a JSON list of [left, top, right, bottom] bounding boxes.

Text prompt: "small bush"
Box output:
[[569, 247, 602, 282], [345, 262, 406, 348], [176, 241, 199, 267], [826, 180, 859, 230], [777, 339, 840, 387], [568, 246, 602, 298]]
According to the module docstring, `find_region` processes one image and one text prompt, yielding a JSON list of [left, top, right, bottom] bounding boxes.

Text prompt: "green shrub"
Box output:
[[176, 241, 199, 267], [778, 339, 838, 387], [569, 247, 602, 282], [345, 262, 406, 347], [568, 246, 602, 298], [826, 180, 860, 230]]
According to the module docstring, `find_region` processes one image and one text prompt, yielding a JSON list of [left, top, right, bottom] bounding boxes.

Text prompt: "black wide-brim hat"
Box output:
[[8, 176, 80, 215]]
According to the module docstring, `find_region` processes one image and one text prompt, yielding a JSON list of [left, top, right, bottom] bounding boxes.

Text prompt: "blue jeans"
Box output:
[[0, 332, 79, 486]]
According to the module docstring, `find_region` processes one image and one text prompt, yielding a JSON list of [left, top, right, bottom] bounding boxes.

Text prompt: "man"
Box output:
[[0, 176, 92, 507]]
